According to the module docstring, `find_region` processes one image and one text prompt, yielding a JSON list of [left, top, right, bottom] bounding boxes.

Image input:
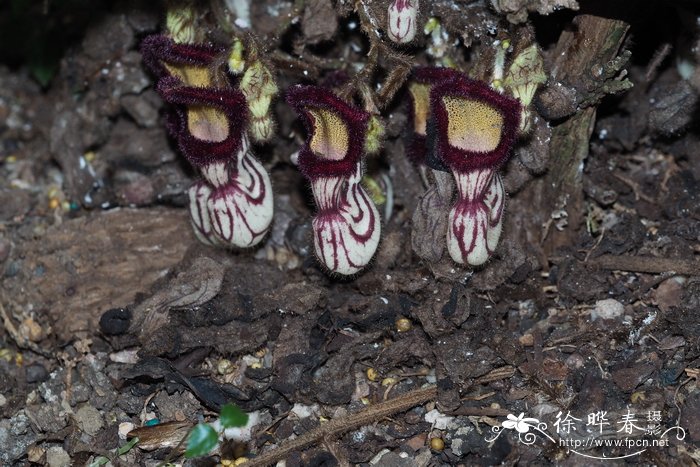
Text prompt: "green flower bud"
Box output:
[[240, 60, 278, 142], [364, 115, 385, 155], [166, 4, 196, 44], [228, 39, 245, 75], [504, 45, 547, 107]]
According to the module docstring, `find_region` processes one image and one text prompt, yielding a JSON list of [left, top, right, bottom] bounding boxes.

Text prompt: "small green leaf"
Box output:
[[220, 403, 248, 429], [185, 424, 218, 458]]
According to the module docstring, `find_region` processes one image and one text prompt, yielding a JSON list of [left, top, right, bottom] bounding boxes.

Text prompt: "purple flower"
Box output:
[[286, 85, 381, 275], [141, 34, 274, 248], [430, 75, 521, 265]]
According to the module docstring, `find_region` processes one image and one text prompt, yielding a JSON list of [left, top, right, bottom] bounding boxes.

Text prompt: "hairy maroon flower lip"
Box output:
[[141, 34, 226, 79], [157, 76, 248, 168], [286, 85, 369, 179], [431, 76, 521, 172], [142, 34, 247, 168]]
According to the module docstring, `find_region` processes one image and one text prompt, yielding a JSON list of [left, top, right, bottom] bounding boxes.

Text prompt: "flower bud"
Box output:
[[504, 45, 545, 106], [240, 60, 278, 142], [227, 38, 245, 75], [504, 45, 546, 134], [166, 4, 196, 44], [387, 0, 419, 44], [364, 115, 385, 155]]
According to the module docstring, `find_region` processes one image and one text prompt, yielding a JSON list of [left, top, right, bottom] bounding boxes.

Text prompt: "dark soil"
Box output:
[[1, 1, 699, 466]]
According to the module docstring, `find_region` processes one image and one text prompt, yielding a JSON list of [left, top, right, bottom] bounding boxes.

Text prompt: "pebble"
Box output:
[[119, 422, 135, 440], [75, 405, 104, 436], [25, 363, 49, 383], [4, 260, 20, 277], [26, 445, 44, 463], [519, 333, 534, 346], [424, 409, 456, 430], [19, 317, 46, 342], [46, 446, 71, 467], [654, 277, 685, 312], [591, 299, 625, 320], [565, 353, 585, 369]]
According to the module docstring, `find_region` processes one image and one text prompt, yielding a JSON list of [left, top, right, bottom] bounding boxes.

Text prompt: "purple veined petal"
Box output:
[[188, 180, 224, 247], [206, 135, 274, 248], [201, 161, 230, 188], [310, 164, 381, 276], [447, 168, 496, 266], [483, 172, 505, 253], [200, 134, 250, 189]]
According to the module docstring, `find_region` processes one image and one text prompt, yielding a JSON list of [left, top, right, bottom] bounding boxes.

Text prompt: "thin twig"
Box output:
[[588, 255, 699, 276], [645, 43, 672, 83], [246, 385, 437, 466], [611, 173, 656, 203]]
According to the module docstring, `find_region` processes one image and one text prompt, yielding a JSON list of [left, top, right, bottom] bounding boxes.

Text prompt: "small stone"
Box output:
[[10, 412, 30, 435], [369, 450, 407, 467], [658, 336, 686, 351], [120, 92, 159, 128], [27, 445, 45, 463], [0, 188, 31, 221], [405, 433, 427, 451], [4, 260, 20, 277], [25, 404, 68, 433], [591, 299, 625, 321], [26, 363, 49, 383], [19, 317, 46, 342], [565, 353, 585, 369], [654, 277, 685, 312], [118, 422, 135, 440], [424, 409, 456, 430], [612, 364, 655, 392], [116, 171, 155, 206], [519, 333, 534, 346], [45, 446, 71, 467], [75, 405, 104, 436], [302, 0, 338, 44]]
